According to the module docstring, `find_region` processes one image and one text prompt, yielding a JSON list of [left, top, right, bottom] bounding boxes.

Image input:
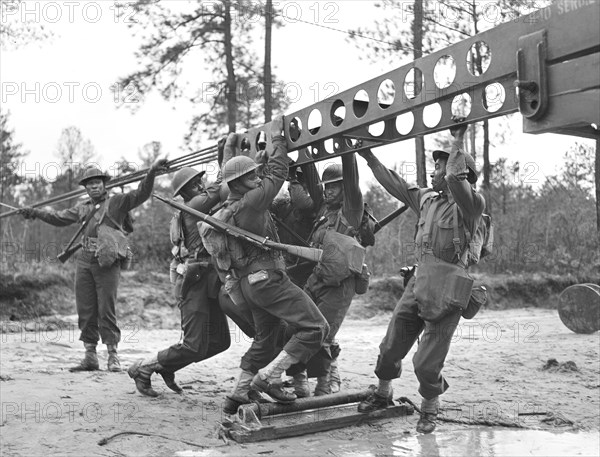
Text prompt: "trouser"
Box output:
[[286, 272, 356, 377], [239, 269, 328, 374], [75, 252, 121, 345], [157, 264, 230, 372], [374, 276, 462, 400], [217, 288, 256, 339]]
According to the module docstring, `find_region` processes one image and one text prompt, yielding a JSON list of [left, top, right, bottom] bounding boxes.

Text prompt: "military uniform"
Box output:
[[362, 151, 485, 400], [292, 154, 364, 391], [270, 176, 316, 287], [32, 171, 158, 348], [225, 137, 329, 376], [156, 180, 231, 374]]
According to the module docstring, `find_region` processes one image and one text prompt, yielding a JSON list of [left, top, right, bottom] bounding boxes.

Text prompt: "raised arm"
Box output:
[[242, 116, 289, 212], [445, 122, 485, 226], [341, 153, 363, 229], [116, 157, 169, 212], [359, 149, 425, 214]]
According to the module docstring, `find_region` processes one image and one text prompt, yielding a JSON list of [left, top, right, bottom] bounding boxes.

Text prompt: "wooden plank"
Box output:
[[228, 403, 414, 443]]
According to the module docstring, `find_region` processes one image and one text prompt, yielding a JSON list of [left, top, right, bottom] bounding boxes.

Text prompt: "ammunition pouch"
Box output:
[[462, 285, 488, 319], [414, 255, 474, 322], [96, 225, 128, 268], [354, 264, 370, 295], [314, 230, 365, 287]]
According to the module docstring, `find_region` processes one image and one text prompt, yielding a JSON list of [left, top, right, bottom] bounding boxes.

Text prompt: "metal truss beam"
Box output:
[[238, 1, 599, 164]]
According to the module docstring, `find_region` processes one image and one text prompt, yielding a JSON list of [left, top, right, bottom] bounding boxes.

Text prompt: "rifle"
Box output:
[[153, 194, 323, 263], [57, 203, 101, 263], [373, 205, 409, 234]]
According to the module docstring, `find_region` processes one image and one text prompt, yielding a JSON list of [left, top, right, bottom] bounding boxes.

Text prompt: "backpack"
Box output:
[[466, 213, 494, 265], [198, 202, 248, 271]]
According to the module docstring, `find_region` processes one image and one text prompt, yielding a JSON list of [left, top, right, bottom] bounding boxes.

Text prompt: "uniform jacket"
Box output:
[[304, 153, 364, 248], [34, 169, 159, 237], [364, 153, 485, 264], [226, 136, 288, 267]]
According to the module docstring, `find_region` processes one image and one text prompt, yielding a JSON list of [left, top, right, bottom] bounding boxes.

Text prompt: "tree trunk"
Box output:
[[264, 0, 273, 123], [596, 137, 600, 245], [482, 119, 491, 213], [413, 0, 426, 187], [223, 1, 237, 133]]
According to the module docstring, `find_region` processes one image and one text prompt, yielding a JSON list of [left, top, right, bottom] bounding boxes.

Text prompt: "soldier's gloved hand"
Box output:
[[449, 116, 468, 139], [19, 207, 37, 219], [150, 156, 169, 174], [255, 149, 268, 165], [270, 115, 285, 139]]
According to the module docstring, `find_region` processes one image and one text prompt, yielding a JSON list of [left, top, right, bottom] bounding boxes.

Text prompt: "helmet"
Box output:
[[432, 150, 478, 184], [172, 167, 206, 197], [78, 167, 110, 186], [222, 156, 259, 184], [321, 163, 343, 185]]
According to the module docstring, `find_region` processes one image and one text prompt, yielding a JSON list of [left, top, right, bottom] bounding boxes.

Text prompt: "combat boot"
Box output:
[[251, 351, 298, 403], [416, 396, 439, 434], [223, 370, 255, 415], [357, 389, 394, 413], [314, 374, 331, 396], [158, 371, 183, 394], [292, 370, 310, 398], [69, 343, 100, 372], [128, 355, 163, 397], [106, 344, 121, 372], [329, 359, 341, 393]]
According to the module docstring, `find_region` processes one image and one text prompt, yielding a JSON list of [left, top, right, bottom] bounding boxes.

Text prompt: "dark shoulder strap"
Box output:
[[98, 197, 128, 234]]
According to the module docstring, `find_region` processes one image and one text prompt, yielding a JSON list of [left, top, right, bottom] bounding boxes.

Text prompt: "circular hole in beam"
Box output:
[[289, 117, 303, 142], [423, 103, 442, 128], [396, 112, 414, 135], [377, 79, 395, 109], [434, 55, 457, 89], [404, 68, 423, 100], [324, 139, 335, 154], [353, 90, 369, 118], [307, 109, 322, 135], [467, 41, 491, 76], [254, 131, 267, 152], [483, 83, 505, 112], [331, 100, 345, 126], [368, 121, 385, 137], [451, 93, 472, 118]]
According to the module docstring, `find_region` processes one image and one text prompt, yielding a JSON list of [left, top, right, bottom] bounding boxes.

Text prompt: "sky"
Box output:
[[1, 0, 595, 191]]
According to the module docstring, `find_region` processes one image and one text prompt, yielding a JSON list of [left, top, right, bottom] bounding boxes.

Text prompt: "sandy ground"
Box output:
[[1, 307, 599, 456]]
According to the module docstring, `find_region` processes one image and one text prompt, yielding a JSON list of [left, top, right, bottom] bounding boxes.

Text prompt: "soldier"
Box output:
[[128, 160, 228, 396], [288, 152, 365, 397], [356, 121, 485, 434], [215, 116, 329, 413], [270, 156, 316, 287], [19, 158, 168, 372]]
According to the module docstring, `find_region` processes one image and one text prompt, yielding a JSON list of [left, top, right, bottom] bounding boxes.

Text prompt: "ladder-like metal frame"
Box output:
[[240, 1, 600, 163]]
